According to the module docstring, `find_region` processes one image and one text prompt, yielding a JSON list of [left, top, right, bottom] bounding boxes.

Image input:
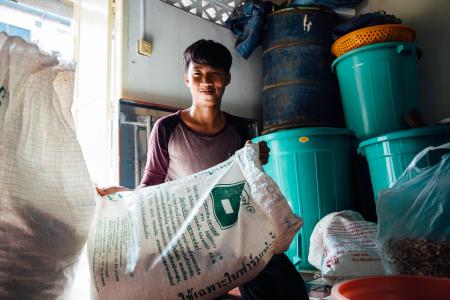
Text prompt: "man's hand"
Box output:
[[95, 186, 130, 197], [246, 140, 270, 165]]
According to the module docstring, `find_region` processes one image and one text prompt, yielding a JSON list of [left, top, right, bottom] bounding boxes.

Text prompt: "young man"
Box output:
[[139, 39, 266, 186], [98, 39, 308, 300]]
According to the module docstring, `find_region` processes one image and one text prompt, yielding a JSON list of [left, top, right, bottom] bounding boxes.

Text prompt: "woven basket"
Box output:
[[332, 24, 416, 57]]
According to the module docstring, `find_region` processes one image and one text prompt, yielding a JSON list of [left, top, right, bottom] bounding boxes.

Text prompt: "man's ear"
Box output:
[[184, 73, 190, 87], [225, 73, 231, 86]]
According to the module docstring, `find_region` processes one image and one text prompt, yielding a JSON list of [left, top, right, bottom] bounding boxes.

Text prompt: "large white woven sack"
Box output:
[[0, 33, 95, 299], [88, 144, 303, 300]]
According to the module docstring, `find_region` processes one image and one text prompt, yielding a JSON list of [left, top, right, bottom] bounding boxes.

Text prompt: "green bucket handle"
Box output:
[[397, 43, 423, 59], [357, 146, 365, 157]]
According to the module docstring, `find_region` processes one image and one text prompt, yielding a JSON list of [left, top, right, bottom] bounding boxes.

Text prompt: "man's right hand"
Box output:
[[95, 186, 130, 197]]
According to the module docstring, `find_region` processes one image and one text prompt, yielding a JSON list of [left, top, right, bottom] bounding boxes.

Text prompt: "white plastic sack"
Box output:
[[88, 144, 303, 300], [308, 210, 384, 277], [0, 33, 96, 299]]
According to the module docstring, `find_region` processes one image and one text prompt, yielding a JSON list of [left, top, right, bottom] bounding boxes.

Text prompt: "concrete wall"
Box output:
[[121, 0, 263, 119], [357, 0, 450, 125]]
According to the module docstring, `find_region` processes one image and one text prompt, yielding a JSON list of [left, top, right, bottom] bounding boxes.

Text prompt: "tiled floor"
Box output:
[[306, 278, 333, 299], [302, 270, 333, 300]]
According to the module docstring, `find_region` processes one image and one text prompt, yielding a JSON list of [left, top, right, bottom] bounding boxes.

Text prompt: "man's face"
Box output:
[[184, 62, 230, 108]]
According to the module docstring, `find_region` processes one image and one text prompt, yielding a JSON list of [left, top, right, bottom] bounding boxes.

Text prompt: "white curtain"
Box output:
[[72, 0, 117, 187], [70, 1, 119, 298]]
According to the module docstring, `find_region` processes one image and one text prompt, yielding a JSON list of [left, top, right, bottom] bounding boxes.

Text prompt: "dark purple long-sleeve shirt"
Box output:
[[140, 111, 250, 186]]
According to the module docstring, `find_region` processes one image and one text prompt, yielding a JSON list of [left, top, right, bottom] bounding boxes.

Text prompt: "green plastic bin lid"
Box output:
[[331, 41, 422, 73], [358, 125, 450, 150], [253, 127, 354, 142]]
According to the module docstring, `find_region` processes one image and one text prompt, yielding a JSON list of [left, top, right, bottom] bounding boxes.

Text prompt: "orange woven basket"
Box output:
[[332, 24, 416, 57]]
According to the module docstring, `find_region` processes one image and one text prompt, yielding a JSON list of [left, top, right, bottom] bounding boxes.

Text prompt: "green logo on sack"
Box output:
[[106, 193, 123, 201], [210, 182, 247, 230]]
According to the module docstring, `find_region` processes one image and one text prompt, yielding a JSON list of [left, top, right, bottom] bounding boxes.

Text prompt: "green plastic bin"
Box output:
[[358, 125, 450, 198], [253, 128, 354, 270], [332, 42, 422, 140]]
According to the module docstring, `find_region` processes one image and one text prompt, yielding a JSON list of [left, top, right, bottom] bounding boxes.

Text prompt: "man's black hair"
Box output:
[[183, 39, 232, 74]]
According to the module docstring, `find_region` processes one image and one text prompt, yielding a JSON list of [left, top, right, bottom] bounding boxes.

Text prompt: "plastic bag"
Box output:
[[0, 33, 96, 299], [377, 143, 450, 277], [87, 144, 303, 300], [308, 210, 384, 278]]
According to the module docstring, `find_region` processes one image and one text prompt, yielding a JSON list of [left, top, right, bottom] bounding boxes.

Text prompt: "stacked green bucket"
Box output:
[[358, 125, 450, 198], [332, 41, 450, 198], [256, 37, 450, 271], [332, 42, 422, 140], [253, 18, 450, 272], [253, 128, 354, 270]]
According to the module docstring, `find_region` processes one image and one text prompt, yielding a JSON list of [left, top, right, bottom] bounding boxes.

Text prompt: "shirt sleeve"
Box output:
[[140, 118, 172, 186]]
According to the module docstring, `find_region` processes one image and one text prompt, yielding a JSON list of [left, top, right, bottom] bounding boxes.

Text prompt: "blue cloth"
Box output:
[[225, 0, 271, 59], [333, 11, 401, 40], [290, 0, 362, 9]]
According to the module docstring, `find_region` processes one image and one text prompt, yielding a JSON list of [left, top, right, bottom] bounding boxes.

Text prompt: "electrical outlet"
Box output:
[[138, 39, 152, 57]]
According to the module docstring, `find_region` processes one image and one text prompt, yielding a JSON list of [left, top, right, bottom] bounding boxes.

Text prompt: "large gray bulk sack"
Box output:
[[0, 32, 95, 299]]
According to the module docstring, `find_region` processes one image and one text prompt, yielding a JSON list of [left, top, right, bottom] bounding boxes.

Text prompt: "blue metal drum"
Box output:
[[262, 7, 343, 133]]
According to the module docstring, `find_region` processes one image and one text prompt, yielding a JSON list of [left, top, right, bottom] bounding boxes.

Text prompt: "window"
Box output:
[[0, 21, 31, 41], [0, 0, 74, 60]]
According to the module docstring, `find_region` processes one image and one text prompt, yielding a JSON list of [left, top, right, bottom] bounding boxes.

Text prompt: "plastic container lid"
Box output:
[[331, 275, 450, 300], [253, 127, 354, 143], [331, 41, 421, 73], [358, 124, 450, 150]]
